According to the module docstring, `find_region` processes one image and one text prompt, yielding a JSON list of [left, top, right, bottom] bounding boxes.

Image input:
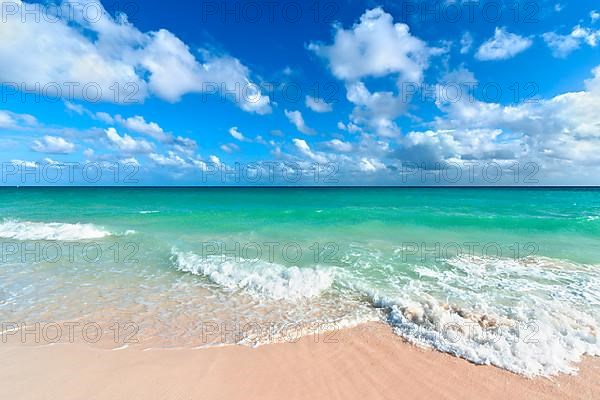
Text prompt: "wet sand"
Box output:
[[1, 322, 599, 400]]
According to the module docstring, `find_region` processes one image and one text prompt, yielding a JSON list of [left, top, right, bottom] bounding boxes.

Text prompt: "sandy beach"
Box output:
[[2, 322, 599, 400]]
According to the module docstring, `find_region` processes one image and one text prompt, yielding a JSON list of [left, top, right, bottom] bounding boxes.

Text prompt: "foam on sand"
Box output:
[[364, 255, 600, 377]]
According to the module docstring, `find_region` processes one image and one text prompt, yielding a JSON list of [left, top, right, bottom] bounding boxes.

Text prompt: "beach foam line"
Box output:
[[171, 248, 334, 300], [0, 219, 112, 241], [356, 255, 600, 377], [172, 248, 599, 376]]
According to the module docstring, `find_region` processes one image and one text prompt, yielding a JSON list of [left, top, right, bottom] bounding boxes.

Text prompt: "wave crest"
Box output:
[[0, 219, 111, 241], [171, 249, 334, 300]]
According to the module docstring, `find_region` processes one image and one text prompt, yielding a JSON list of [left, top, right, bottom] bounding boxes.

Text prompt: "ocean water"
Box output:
[[0, 187, 599, 376]]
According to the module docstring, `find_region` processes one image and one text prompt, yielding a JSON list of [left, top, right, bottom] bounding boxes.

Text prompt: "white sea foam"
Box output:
[[171, 249, 334, 300], [362, 255, 600, 377], [0, 219, 112, 241], [172, 247, 600, 376], [139, 210, 160, 214]]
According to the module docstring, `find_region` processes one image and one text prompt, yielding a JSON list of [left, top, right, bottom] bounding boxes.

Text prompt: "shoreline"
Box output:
[[2, 322, 598, 400]]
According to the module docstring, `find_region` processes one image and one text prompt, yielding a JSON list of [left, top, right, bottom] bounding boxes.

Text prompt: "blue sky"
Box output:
[[1, 0, 599, 185]]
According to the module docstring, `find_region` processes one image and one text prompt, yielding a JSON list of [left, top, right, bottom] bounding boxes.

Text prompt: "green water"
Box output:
[[2, 187, 599, 259]]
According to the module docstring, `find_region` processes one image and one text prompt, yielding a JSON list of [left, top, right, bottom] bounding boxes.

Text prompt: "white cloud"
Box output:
[[105, 127, 153, 153], [542, 32, 581, 58], [117, 115, 170, 142], [220, 144, 231, 153], [139, 31, 271, 113], [345, 81, 405, 138], [10, 159, 38, 169], [121, 157, 140, 167], [83, 148, 95, 158], [292, 138, 327, 163], [591, 10, 600, 23], [359, 157, 385, 172], [543, 25, 600, 58], [149, 151, 188, 168], [43, 158, 62, 165], [229, 126, 248, 142], [305, 96, 333, 113], [475, 28, 532, 60], [0, 109, 37, 129], [309, 7, 440, 84], [0, 0, 270, 112], [31, 136, 75, 154], [460, 31, 473, 54], [64, 101, 86, 115], [76, 109, 197, 154], [337, 121, 362, 133], [423, 65, 600, 167], [209, 155, 222, 166], [325, 139, 353, 152], [284, 110, 316, 135], [308, 8, 443, 141], [95, 112, 115, 124], [171, 136, 198, 156]]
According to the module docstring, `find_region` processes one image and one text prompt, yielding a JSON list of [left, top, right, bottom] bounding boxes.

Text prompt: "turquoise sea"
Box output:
[[0, 188, 599, 376]]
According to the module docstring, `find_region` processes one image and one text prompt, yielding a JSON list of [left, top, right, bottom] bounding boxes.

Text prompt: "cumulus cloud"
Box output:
[[475, 28, 532, 61], [413, 65, 600, 167], [31, 136, 75, 154], [105, 127, 153, 153], [95, 112, 115, 124], [10, 159, 38, 168], [117, 115, 170, 142], [149, 151, 189, 168], [309, 7, 440, 84], [0, 0, 270, 113], [543, 25, 600, 58], [112, 114, 197, 154], [83, 148, 95, 158], [65, 106, 198, 154], [325, 139, 353, 152], [285, 110, 316, 135], [121, 157, 140, 167], [308, 8, 443, 140], [0, 109, 37, 129], [305, 96, 333, 113], [359, 157, 385, 172], [292, 138, 328, 163], [345, 81, 405, 138]]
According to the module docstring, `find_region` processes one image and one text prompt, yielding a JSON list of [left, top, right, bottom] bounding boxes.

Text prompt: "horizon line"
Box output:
[[2, 185, 600, 189]]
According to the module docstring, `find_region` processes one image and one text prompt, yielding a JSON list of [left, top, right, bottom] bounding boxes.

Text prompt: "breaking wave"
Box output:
[[0, 219, 112, 241], [171, 248, 335, 300]]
